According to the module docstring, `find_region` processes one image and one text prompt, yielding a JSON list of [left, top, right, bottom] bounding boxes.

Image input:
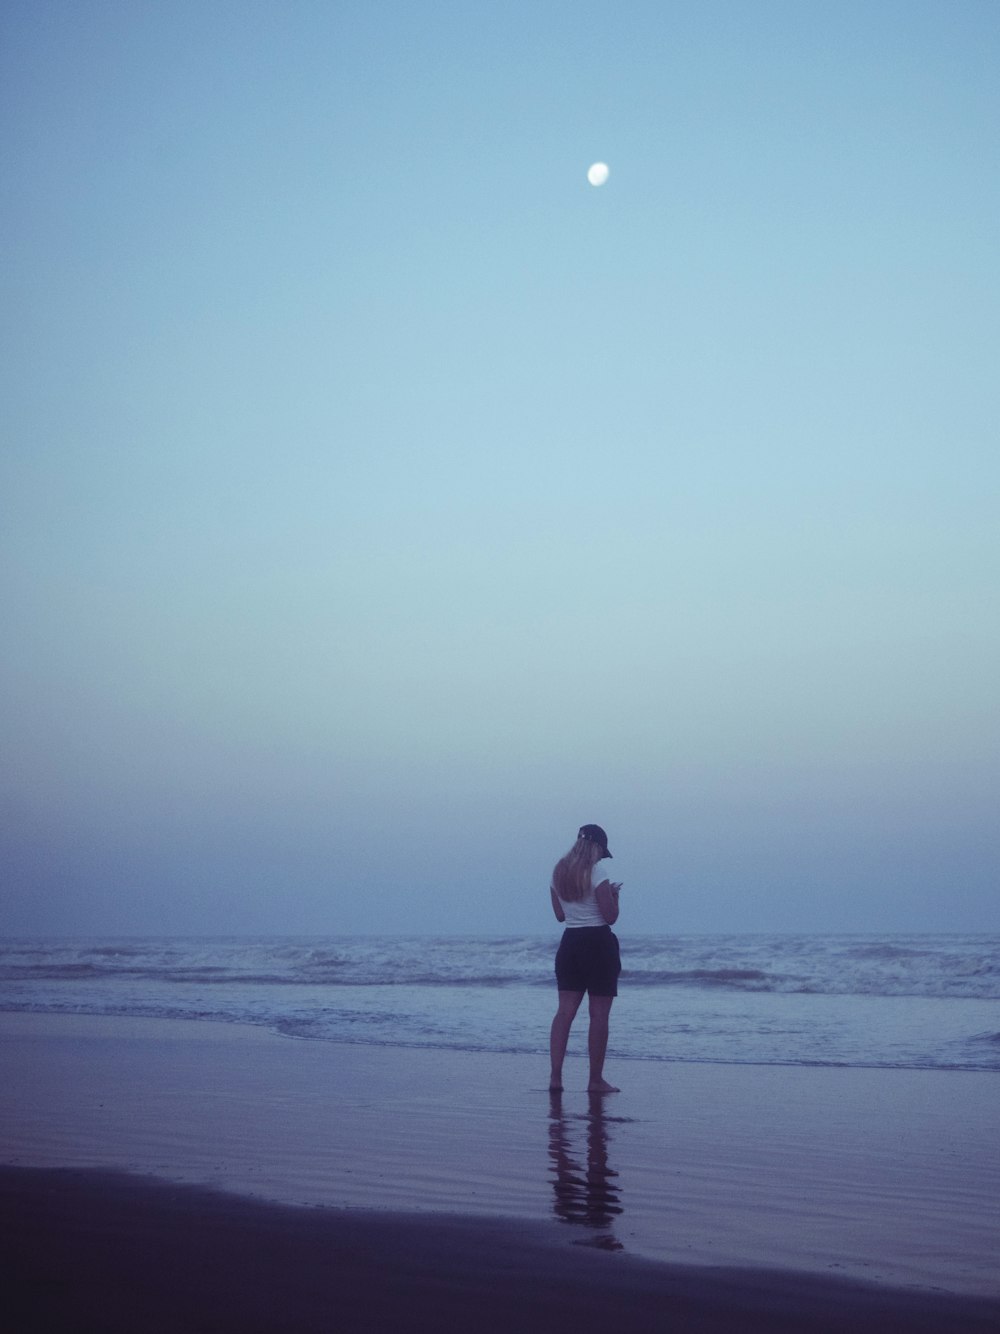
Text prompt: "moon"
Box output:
[[587, 162, 610, 187]]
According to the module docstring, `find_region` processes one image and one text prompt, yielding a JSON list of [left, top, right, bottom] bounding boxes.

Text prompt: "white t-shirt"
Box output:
[[557, 861, 617, 928]]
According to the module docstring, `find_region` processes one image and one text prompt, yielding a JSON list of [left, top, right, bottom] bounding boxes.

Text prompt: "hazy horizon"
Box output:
[[3, 1, 998, 937]]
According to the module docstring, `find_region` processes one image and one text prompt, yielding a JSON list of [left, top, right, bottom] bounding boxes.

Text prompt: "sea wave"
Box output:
[[1, 933, 998, 1000], [2, 932, 999, 1073], [623, 968, 776, 989]]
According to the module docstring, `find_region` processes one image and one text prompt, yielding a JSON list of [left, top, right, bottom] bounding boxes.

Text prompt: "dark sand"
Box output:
[[2, 1012, 999, 1331], [4, 1167, 999, 1334]]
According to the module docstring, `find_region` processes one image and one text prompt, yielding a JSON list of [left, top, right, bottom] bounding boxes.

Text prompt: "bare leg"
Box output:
[[587, 994, 619, 1092], [549, 990, 584, 1091]]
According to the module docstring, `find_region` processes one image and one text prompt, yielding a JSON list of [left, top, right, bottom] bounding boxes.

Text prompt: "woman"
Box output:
[[549, 823, 622, 1093]]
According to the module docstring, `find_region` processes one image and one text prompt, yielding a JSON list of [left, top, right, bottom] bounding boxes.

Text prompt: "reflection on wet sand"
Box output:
[[547, 1092, 624, 1250]]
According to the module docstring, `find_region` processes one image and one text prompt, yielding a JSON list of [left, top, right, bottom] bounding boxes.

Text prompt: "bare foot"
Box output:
[[587, 1079, 620, 1093]]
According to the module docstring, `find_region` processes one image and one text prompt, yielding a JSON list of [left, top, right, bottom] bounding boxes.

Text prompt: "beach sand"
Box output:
[[2, 1012, 998, 1331]]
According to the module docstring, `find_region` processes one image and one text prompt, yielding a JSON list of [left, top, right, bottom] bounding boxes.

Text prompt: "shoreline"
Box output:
[[2, 1011, 998, 1306], [2, 1002, 998, 1075], [5, 1165, 1000, 1334]]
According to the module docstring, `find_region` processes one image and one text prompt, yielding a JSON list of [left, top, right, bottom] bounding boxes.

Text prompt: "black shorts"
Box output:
[[554, 926, 621, 997]]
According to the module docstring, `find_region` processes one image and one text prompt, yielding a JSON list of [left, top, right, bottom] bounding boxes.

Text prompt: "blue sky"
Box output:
[[2, 0, 997, 935]]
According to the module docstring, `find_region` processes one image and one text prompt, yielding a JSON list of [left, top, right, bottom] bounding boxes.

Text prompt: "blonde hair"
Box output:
[[551, 837, 604, 903]]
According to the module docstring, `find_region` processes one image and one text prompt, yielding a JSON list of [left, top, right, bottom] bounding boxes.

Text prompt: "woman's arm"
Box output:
[[550, 887, 566, 922], [595, 880, 620, 925]]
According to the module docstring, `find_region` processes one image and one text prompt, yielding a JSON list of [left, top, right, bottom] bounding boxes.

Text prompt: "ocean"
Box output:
[[1, 934, 997, 1073]]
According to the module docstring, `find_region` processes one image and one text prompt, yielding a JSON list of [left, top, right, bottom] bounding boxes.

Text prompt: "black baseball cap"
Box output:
[[578, 824, 612, 858]]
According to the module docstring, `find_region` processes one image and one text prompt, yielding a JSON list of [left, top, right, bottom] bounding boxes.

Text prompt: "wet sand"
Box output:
[[1, 1012, 998, 1330]]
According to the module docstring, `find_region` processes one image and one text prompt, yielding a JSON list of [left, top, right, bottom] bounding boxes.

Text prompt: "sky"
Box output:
[[2, 0, 998, 936]]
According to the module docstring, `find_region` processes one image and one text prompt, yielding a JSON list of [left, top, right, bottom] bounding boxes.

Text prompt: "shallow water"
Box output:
[[1, 934, 997, 1072]]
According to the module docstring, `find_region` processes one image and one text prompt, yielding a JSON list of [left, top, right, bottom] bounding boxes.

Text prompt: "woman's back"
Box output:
[[557, 862, 610, 927]]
